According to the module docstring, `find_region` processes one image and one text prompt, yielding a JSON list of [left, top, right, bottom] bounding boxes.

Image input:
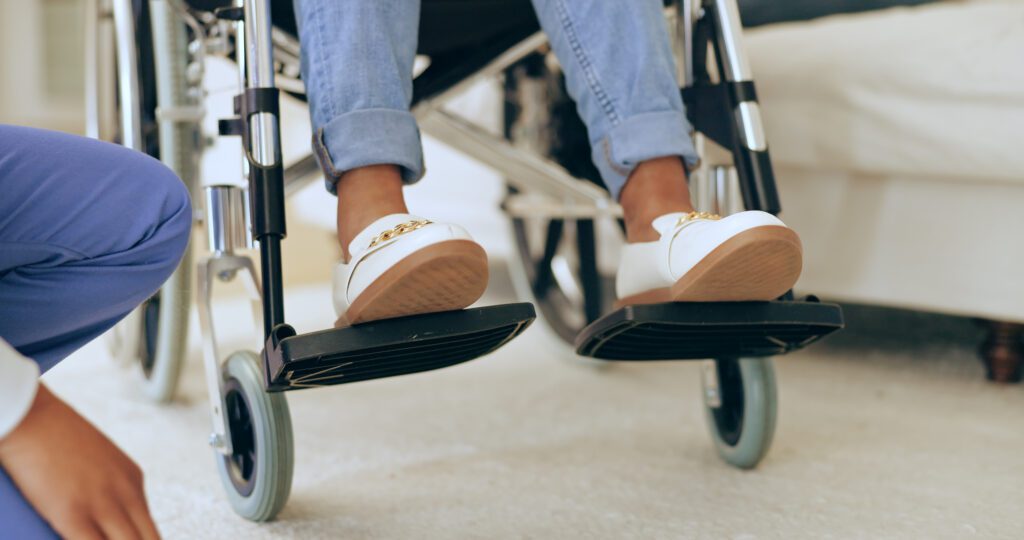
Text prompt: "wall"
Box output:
[[0, 0, 87, 133]]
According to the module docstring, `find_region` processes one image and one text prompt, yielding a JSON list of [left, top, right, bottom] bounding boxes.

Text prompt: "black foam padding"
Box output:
[[575, 300, 843, 361], [265, 303, 535, 391]]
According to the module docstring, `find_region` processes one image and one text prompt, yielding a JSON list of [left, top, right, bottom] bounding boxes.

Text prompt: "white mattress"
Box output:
[[738, 0, 1024, 321], [745, 0, 1024, 186]]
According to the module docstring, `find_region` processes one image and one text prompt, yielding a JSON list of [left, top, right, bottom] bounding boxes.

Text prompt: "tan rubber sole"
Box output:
[[616, 225, 803, 308], [337, 240, 489, 326]]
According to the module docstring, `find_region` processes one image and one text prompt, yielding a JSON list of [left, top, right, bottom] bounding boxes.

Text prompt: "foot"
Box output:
[[615, 210, 803, 305], [333, 213, 489, 325]]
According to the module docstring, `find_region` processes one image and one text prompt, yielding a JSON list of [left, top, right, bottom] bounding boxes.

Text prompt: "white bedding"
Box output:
[[738, 0, 1024, 321], [746, 0, 1024, 185]]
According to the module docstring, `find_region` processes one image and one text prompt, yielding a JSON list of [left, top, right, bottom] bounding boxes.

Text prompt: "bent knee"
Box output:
[[139, 160, 193, 278]]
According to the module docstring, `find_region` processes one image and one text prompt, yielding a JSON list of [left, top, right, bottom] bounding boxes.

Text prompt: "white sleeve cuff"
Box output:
[[0, 338, 40, 441]]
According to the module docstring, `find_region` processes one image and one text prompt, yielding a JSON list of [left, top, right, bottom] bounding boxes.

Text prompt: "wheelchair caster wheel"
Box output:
[[215, 351, 294, 521], [701, 358, 777, 469]]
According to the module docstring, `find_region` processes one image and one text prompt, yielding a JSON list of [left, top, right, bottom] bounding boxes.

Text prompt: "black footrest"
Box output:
[[575, 300, 843, 361], [264, 303, 536, 391]]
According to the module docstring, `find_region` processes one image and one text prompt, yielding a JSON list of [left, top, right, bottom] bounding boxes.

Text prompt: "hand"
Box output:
[[0, 385, 160, 540]]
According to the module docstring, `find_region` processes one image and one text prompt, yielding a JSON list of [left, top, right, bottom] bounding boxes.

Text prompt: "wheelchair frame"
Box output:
[[91, 0, 842, 522]]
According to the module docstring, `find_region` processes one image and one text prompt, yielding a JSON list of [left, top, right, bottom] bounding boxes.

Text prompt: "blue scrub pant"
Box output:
[[0, 125, 191, 539]]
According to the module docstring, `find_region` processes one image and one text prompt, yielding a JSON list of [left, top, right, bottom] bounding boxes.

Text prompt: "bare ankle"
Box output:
[[619, 156, 694, 243], [336, 165, 409, 259]]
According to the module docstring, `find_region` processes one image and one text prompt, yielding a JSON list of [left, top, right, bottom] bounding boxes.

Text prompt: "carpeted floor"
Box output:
[[45, 267, 1024, 539]]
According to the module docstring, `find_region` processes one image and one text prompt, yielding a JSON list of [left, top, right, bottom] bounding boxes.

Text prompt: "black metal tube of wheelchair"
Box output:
[[250, 163, 287, 336], [730, 136, 781, 215], [258, 235, 285, 337], [575, 220, 603, 324]]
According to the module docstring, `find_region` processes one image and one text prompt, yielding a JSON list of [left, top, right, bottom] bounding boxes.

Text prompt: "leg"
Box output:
[[293, 0, 420, 257], [529, 0, 700, 241], [0, 125, 191, 534], [294, 0, 488, 324], [0, 126, 192, 371], [531, 1, 801, 303]]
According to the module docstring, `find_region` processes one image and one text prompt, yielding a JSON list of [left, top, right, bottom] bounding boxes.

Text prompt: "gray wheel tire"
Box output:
[[215, 351, 294, 521], [140, 249, 191, 403], [143, 0, 198, 402], [702, 358, 778, 469]]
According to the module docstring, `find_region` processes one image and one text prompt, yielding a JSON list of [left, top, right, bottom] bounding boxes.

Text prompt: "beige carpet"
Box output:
[[44, 266, 1024, 539]]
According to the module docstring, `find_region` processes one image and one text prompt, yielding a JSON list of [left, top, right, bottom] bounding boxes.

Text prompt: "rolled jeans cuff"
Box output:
[[591, 111, 700, 201], [313, 108, 425, 195]]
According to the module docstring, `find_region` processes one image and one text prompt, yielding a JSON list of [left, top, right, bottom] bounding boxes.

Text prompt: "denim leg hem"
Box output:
[[591, 110, 700, 201], [314, 108, 425, 195]]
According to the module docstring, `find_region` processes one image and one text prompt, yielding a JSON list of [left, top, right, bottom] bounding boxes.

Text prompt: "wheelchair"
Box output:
[[91, 0, 844, 522]]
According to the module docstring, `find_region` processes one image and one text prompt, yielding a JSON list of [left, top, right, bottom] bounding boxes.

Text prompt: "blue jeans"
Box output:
[[294, 0, 699, 200], [0, 125, 192, 538]]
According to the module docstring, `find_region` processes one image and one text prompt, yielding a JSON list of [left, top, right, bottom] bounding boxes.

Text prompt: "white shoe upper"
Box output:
[[332, 213, 476, 317], [615, 210, 789, 299]]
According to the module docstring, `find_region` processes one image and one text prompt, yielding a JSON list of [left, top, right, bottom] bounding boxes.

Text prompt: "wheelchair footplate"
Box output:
[[263, 303, 536, 391], [575, 299, 843, 361]]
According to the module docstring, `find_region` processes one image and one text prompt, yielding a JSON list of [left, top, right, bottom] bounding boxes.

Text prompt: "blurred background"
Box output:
[[1, 0, 1022, 538]]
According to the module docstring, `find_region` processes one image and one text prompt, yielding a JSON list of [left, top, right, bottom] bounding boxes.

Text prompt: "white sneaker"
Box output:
[[333, 213, 489, 325], [616, 210, 802, 305]]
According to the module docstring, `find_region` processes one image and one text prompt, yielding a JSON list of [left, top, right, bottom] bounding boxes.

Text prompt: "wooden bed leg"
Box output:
[[978, 320, 1023, 383]]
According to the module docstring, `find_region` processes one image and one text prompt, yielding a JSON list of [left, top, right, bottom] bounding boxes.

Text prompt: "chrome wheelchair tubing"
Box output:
[[711, 0, 752, 83], [234, 4, 258, 248], [412, 26, 619, 214], [111, 0, 144, 151], [222, 0, 288, 336], [243, 1, 280, 168], [694, 164, 743, 216], [242, 0, 274, 88], [710, 0, 767, 153], [412, 31, 549, 117], [271, 27, 301, 63], [271, 27, 303, 91], [419, 110, 614, 212], [234, 1, 252, 183], [503, 195, 623, 219], [283, 155, 323, 196], [206, 186, 249, 254]]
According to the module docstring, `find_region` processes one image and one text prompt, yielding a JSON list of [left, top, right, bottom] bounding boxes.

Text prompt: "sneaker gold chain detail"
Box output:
[[367, 219, 434, 249], [675, 211, 722, 229]]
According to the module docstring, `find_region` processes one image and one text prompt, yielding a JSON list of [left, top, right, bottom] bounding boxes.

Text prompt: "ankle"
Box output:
[[336, 165, 409, 259], [619, 156, 694, 243], [623, 217, 662, 243]]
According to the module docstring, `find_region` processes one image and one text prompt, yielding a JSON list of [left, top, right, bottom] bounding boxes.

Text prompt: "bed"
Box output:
[[744, 0, 1024, 380]]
